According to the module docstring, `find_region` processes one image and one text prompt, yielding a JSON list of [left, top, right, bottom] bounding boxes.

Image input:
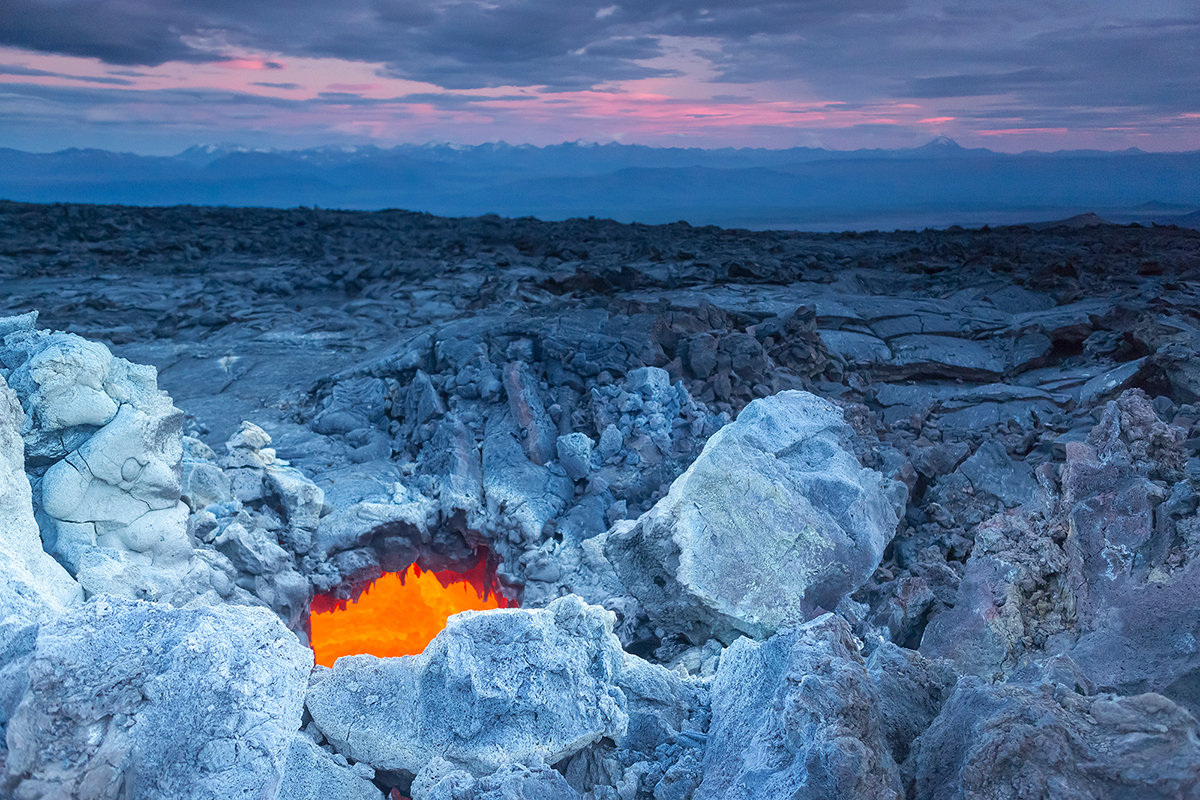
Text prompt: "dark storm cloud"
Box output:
[[0, 0, 1197, 119], [0, 0, 921, 89]]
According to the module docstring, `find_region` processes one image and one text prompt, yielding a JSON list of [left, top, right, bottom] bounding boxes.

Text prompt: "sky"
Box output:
[[0, 0, 1197, 154]]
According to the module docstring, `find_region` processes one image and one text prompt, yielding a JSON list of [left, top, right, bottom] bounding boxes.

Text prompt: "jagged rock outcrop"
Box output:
[[1, 312, 191, 600], [183, 422, 324, 628], [306, 595, 629, 776], [0, 371, 83, 758], [2, 596, 312, 799], [921, 389, 1200, 716], [0, 371, 80, 609], [697, 614, 903, 800], [908, 671, 1200, 799], [605, 391, 905, 644]]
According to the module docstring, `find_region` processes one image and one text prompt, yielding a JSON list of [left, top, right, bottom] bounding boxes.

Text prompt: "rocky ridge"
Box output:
[[2, 200, 1200, 797]]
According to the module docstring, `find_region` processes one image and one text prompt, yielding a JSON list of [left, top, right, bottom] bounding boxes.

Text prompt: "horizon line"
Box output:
[[4, 137, 1200, 158]]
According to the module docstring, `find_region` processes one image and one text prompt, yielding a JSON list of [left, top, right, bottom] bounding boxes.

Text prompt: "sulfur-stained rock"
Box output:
[[306, 595, 629, 777], [605, 391, 904, 643], [2, 596, 312, 800], [696, 614, 902, 800]]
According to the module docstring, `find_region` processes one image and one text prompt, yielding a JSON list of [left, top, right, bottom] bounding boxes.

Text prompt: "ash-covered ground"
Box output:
[[2, 199, 1200, 798]]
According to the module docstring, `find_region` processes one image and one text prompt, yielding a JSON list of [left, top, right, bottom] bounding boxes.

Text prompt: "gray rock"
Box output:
[[412, 758, 581, 800], [0, 373, 83, 753], [957, 441, 1037, 508], [819, 329, 892, 364], [606, 391, 903, 643], [482, 408, 574, 548], [908, 676, 1200, 800], [503, 361, 556, 467], [307, 595, 628, 776], [2, 596, 312, 799], [920, 499, 1071, 679], [278, 734, 383, 800], [865, 642, 957, 767], [557, 432, 594, 481], [696, 614, 902, 800]]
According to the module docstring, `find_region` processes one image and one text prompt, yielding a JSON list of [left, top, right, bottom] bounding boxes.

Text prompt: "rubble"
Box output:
[[2, 200, 1200, 798]]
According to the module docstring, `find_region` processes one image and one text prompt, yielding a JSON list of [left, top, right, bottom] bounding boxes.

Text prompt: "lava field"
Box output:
[[2, 199, 1200, 798]]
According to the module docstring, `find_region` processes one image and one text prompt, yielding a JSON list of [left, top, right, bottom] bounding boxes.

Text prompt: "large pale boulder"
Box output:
[[306, 594, 629, 776], [2, 596, 312, 800], [0, 315, 192, 600], [605, 390, 904, 642], [696, 614, 902, 800]]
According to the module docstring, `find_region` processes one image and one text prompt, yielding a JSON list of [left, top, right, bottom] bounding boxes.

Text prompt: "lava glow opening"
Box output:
[[309, 557, 515, 667]]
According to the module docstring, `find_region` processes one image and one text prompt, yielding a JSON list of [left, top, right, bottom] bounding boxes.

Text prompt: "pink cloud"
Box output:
[[220, 58, 284, 71]]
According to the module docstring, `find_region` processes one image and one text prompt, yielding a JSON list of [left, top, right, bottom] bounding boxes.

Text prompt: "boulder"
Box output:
[[696, 614, 902, 800], [278, 734, 383, 800], [306, 595, 628, 776], [3, 596, 312, 799], [605, 391, 904, 642], [1, 319, 193, 600], [908, 675, 1200, 800]]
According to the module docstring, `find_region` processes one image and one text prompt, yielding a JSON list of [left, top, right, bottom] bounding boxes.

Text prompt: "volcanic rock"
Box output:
[[412, 758, 581, 800], [0, 371, 80, 609], [306, 594, 629, 776], [908, 673, 1200, 799], [0, 370, 84, 763], [2, 596, 312, 799], [279, 733, 383, 800], [605, 390, 904, 643], [696, 614, 903, 800], [1, 314, 192, 600], [5, 201, 1200, 799]]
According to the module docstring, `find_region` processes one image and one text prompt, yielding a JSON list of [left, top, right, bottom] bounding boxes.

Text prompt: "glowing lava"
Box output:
[[309, 558, 515, 667]]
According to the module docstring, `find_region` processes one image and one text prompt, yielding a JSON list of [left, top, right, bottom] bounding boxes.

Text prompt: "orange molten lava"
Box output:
[[309, 559, 515, 667]]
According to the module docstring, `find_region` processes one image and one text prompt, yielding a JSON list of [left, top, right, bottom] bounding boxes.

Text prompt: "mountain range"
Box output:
[[2, 138, 1198, 231]]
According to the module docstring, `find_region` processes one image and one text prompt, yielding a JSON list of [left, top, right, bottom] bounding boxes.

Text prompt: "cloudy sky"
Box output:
[[0, 0, 1196, 153]]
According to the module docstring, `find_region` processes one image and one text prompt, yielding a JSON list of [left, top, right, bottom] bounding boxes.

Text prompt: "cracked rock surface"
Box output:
[[3, 200, 1200, 798]]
